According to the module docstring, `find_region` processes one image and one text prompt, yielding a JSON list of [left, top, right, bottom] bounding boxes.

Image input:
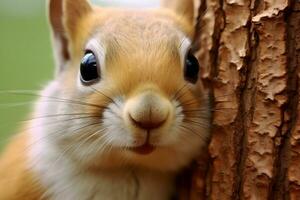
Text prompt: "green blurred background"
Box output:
[[0, 0, 159, 149], [0, 0, 52, 149]]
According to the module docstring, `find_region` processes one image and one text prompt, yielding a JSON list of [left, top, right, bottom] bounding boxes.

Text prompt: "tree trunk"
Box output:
[[182, 0, 300, 199]]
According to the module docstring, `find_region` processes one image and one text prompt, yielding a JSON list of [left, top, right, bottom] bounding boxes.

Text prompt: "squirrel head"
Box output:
[[36, 0, 210, 171]]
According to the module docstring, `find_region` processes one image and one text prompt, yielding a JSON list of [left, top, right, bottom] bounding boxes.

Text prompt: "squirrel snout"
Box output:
[[129, 112, 166, 130], [125, 92, 171, 131]]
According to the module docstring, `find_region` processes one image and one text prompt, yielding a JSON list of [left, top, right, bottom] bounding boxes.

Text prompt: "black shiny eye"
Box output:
[[80, 51, 100, 84], [184, 50, 199, 84]]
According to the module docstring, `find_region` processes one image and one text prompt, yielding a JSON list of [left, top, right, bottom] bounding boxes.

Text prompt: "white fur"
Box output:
[[29, 139, 173, 200], [28, 78, 210, 199]]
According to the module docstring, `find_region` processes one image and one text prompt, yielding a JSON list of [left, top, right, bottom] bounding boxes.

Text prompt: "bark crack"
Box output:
[[270, 1, 300, 199], [234, 16, 260, 200], [193, 0, 207, 51], [205, 0, 225, 198], [209, 0, 225, 78]]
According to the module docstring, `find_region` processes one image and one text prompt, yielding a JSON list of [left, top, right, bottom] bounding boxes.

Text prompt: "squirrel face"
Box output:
[[35, 0, 210, 172]]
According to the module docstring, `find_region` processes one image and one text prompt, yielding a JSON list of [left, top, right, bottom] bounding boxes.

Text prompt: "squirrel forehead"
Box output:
[[87, 11, 185, 47], [100, 12, 183, 39], [83, 11, 189, 65], [91, 9, 187, 37]]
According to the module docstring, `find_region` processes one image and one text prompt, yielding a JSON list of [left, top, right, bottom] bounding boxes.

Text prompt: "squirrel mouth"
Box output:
[[130, 132, 155, 155], [130, 143, 155, 155]]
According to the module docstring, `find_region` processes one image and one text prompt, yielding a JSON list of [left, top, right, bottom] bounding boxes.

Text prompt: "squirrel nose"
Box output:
[[129, 112, 166, 130], [126, 92, 170, 130]]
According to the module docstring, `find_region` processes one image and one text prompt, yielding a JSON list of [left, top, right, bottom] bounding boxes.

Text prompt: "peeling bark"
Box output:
[[183, 0, 300, 199], [286, 2, 300, 200]]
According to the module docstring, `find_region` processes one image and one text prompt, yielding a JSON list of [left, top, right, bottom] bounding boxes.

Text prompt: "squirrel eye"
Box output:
[[184, 50, 199, 84], [80, 51, 100, 84]]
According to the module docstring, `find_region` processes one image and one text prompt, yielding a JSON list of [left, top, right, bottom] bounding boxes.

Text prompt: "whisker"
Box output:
[[95, 138, 111, 154], [171, 83, 188, 101], [0, 116, 101, 146], [0, 110, 107, 145], [0, 90, 107, 109], [183, 118, 210, 129], [25, 115, 100, 130], [182, 115, 210, 120], [0, 102, 34, 107], [23, 113, 99, 122], [52, 127, 108, 168], [182, 107, 238, 113], [0, 89, 39, 94], [75, 127, 108, 152], [0, 121, 102, 171], [174, 84, 191, 103], [91, 130, 112, 154], [90, 86, 120, 108], [177, 128, 195, 144], [180, 110, 211, 118], [179, 124, 206, 140], [177, 98, 200, 108]]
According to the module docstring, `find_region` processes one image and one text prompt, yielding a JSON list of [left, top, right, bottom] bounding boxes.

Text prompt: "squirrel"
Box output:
[[0, 0, 211, 199]]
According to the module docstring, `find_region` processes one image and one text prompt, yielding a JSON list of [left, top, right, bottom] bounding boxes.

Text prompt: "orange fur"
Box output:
[[0, 133, 44, 200], [0, 0, 207, 199]]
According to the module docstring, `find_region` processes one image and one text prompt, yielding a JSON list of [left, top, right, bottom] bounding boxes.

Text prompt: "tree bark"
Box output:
[[183, 0, 300, 199]]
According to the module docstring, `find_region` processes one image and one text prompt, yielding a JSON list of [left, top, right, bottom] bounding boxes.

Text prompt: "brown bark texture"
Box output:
[[183, 0, 300, 199]]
